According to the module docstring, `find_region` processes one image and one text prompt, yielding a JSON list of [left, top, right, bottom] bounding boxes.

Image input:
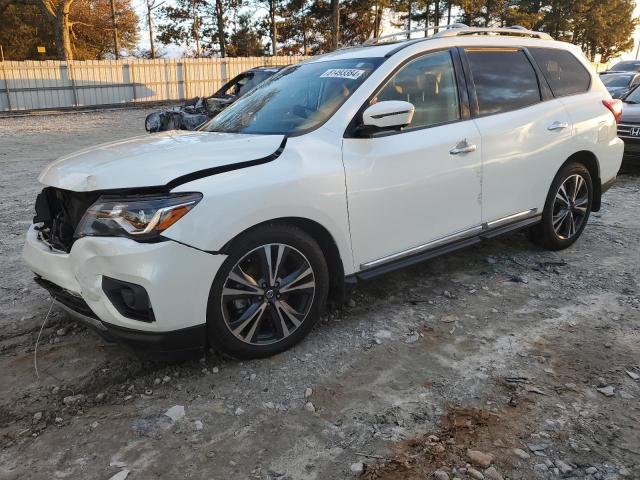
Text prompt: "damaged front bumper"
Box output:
[[23, 225, 227, 355]]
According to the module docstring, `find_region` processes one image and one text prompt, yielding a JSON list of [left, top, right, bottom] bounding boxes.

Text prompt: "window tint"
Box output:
[[601, 73, 633, 88], [222, 74, 258, 97], [529, 48, 591, 97], [373, 50, 459, 129], [465, 49, 541, 116]]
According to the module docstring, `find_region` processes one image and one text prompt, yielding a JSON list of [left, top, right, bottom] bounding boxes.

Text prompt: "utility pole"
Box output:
[[145, 0, 161, 59], [192, 0, 201, 57], [270, 0, 277, 55], [331, 0, 340, 50], [407, 0, 412, 39], [433, 0, 440, 32], [302, 18, 308, 55], [214, 0, 226, 58], [110, 0, 120, 59]]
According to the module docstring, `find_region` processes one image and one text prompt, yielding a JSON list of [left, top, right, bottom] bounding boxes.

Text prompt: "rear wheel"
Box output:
[[207, 224, 329, 358], [529, 162, 593, 250]]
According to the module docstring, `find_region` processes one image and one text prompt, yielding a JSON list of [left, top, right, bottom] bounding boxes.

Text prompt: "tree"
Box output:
[[156, 0, 208, 56], [156, 0, 241, 57], [339, 0, 381, 44], [0, 0, 138, 60], [36, 0, 76, 60], [0, 1, 57, 59], [227, 13, 266, 55], [570, 0, 636, 61], [71, 0, 138, 58], [213, 0, 228, 57], [144, 0, 162, 59], [277, 0, 312, 54]]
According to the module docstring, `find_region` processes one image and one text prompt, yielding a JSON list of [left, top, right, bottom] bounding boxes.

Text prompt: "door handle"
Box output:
[[547, 121, 569, 131], [449, 140, 477, 155]]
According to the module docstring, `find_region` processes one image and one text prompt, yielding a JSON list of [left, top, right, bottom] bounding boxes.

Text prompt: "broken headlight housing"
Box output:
[[75, 192, 202, 241]]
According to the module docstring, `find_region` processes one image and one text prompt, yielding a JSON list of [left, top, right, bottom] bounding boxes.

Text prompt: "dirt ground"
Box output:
[[0, 109, 638, 480]]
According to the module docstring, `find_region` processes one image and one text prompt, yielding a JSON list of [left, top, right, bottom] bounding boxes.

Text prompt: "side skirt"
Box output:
[[348, 213, 541, 282]]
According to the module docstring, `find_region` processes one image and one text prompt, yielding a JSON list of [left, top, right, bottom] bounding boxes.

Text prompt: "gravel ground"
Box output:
[[0, 109, 638, 480]]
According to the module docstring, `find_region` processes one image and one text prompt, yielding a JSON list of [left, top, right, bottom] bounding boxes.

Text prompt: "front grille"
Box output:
[[617, 123, 640, 141], [34, 276, 99, 320], [33, 187, 100, 252]]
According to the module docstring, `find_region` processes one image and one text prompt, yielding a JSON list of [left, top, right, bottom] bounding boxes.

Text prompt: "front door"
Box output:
[[342, 49, 483, 271]]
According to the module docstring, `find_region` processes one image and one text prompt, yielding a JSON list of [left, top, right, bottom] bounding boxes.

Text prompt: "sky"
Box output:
[[132, 0, 640, 62], [625, 0, 640, 60]]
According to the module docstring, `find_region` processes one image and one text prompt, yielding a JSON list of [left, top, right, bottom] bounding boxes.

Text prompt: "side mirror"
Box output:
[[361, 100, 415, 131]]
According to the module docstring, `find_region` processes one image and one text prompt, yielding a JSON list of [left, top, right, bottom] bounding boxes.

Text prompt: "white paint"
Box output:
[[26, 34, 624, 345], [38, 131, 284, 192]]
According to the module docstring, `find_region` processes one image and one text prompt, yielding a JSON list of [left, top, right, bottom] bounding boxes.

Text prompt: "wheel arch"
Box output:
[[220, 217, 347, 306], [562, 150, 602, 212]]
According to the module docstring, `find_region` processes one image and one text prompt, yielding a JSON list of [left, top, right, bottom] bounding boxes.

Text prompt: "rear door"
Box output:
[[462, 47, 573, 226]]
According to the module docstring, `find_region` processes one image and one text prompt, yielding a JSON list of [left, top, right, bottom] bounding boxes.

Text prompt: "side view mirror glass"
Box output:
[[361, 100, 415, 131]]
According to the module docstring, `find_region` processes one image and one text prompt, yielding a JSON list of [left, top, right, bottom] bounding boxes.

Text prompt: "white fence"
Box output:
[[0, 56, 310, 112]]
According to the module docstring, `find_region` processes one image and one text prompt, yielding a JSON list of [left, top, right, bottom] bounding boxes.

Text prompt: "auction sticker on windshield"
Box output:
[[320, 69, 366, 80]]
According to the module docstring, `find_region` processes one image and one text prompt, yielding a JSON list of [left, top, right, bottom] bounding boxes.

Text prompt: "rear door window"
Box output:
[[465, 48, 541, 116], [529, 48, 591, 97]]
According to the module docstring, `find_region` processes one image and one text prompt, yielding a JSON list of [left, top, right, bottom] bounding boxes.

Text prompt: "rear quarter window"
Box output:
[[465, 48, 541, 116], [529, 48, 591, 97]]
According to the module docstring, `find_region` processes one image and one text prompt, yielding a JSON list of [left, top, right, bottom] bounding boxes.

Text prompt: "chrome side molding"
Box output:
[[360, 208, 538, 270], [484, 208, 538, 229], [361, 225, 483, 269]]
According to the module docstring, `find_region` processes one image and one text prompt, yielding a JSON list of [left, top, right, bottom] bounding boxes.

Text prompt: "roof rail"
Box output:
[[433, 26, 552, 40], [363, 23, 468, 45]]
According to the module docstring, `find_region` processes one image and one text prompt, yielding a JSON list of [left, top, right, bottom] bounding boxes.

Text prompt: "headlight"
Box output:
[[75, 192, 202, 240]]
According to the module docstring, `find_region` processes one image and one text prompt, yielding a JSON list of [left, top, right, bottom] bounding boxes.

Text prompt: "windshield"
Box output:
[[624, 84, 640, 102], [602, 74, 632, 87], [611, 62, 640, 72], [203, 58, 383, 135]]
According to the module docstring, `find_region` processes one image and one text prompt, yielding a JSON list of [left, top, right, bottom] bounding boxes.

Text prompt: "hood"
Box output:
[[39, 131, 285, 192], [620, 102, 640, 123]]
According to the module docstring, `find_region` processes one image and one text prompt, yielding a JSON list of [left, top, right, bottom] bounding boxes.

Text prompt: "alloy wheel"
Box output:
[[221, 243, 316, 345], [552, 174, 589, 240]]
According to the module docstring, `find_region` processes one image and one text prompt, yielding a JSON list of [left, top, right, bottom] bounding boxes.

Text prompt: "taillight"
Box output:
[[603, 99, 623, 123]]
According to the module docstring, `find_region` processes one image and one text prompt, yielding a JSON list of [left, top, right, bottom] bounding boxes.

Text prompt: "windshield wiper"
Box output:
[[625, 100, 638, 104]]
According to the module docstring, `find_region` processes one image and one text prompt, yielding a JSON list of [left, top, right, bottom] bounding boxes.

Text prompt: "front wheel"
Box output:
[[207, 224, 329, 359], [529, 162, 593, 251]]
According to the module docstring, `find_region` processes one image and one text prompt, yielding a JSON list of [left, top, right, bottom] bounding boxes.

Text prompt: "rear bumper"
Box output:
[[23, 225, 227, 354], [623, 140, 640, 163]]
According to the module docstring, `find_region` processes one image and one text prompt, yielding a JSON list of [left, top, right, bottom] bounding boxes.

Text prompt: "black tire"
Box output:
[[206, 224, 329, 359], [529, 162, 593, 251]]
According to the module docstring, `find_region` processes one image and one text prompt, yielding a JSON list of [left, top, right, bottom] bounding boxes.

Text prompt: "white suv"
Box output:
[[23, 26, 623, 358]]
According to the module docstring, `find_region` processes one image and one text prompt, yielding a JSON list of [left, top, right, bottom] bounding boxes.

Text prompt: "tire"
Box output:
[[206, 224, 329, 359], [529, 162, 593, 251]]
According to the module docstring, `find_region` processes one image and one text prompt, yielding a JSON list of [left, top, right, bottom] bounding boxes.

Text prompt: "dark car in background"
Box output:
[[607, 60, 640, 72], [145, 66, 283, 133], [600, 71, 640, 98], [617, 86, 640, 163]]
